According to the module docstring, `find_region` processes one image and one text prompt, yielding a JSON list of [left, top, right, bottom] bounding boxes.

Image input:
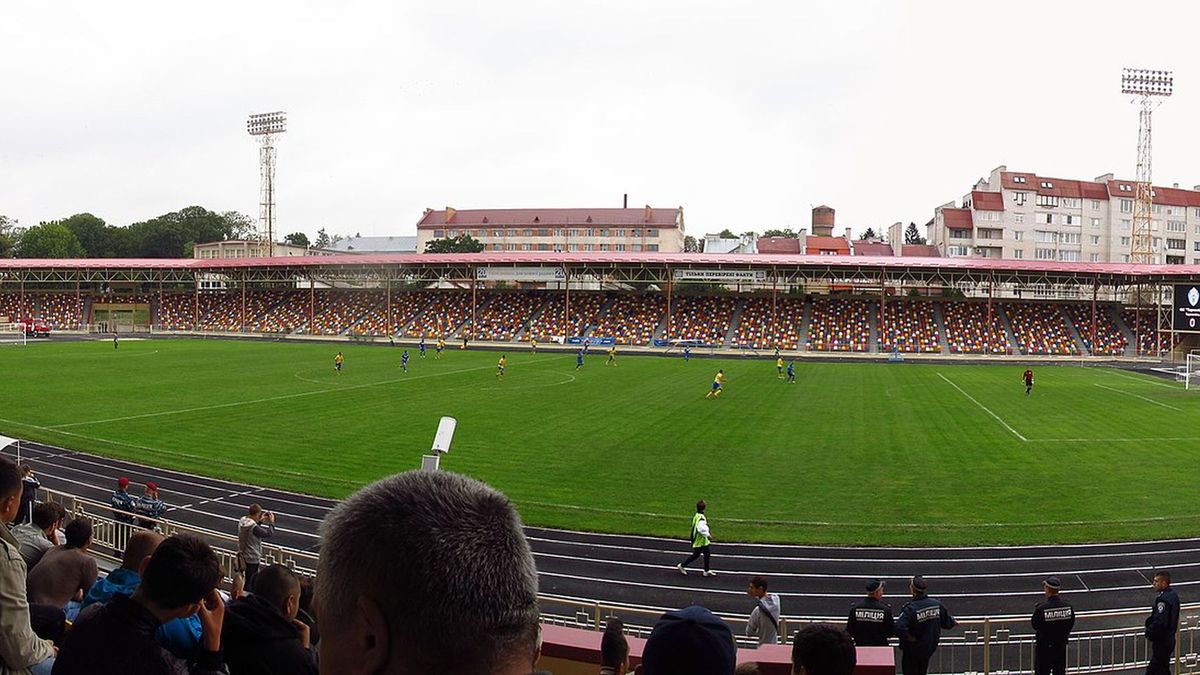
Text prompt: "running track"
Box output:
[[8, 440, 1183, 620]]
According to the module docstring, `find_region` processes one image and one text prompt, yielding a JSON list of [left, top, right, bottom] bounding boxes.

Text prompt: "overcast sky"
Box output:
[[3, 1, 1199, 241]]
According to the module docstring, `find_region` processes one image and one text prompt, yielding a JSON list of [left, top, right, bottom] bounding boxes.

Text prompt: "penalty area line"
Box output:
[[936, 373, 1027, 442], [1093, 383, 1184, 412]]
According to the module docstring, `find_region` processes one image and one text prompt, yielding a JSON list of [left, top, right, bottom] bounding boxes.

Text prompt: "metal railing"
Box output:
[[44, 486, 1200, 674]]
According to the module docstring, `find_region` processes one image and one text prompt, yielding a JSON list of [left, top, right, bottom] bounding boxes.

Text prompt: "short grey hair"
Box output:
[[317, 470, 540, 673]]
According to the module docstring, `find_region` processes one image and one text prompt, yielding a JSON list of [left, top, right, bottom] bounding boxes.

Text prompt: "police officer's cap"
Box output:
[[1044, 576, 1062, 590], [911, 575, 928, 591], [866, 579, 884, 592]]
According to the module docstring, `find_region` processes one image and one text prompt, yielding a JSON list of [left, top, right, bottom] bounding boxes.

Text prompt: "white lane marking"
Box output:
[[936, 372, 1028, 441], [172, 488, 262, 511], [1108, 369, 1180, 389], [531, 549, 1200, 581], [1027, 437, 1200, 443], [51, 357, 557, 429], [1094, 383, 1184, 412]]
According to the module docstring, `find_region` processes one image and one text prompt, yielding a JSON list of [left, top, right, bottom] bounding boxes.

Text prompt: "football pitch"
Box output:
[[2, 338, 1198, 546]]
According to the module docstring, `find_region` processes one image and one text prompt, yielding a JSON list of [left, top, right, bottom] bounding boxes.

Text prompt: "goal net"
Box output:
[[1185, 351, 1200, 390], [0, 323, 28, 347]]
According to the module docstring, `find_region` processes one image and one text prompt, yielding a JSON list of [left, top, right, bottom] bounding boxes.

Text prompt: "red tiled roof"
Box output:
[[417, 207, 682, 229], [755, 237, 802, 254], [942, 208, 974, 230], [853, 241, 893, 256], [901, 244, 940, 257], [971, 191, 1004, 211], [805, 236, 851, 253], [1001, 172, 1109, 201], [1079, 182, 1109, 200]]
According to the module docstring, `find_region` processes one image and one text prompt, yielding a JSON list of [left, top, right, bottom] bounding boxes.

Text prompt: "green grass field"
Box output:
[[2, 338, 1198, 546]]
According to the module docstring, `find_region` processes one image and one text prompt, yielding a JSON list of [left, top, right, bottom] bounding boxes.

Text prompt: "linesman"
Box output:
[[1031, 576, 1074, 675], [847, 579, 893, 646]]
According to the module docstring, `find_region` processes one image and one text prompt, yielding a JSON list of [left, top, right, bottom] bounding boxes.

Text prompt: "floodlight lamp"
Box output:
[[247, 111, 288, 136]]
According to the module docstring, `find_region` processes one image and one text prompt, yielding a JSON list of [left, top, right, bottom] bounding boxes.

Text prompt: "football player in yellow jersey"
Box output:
[[334, 352, 344, 373], [776, 356, 785, 379], [705, 369, 726, 398], [496, 354, 507, 379], [435, 338, 446, 359], [606, 346, 617, 366]]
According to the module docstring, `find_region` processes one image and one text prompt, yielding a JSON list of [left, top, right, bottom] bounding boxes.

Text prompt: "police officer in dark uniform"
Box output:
[[847, 579, 894, 646], [894, 576, 956, 675], [1145, 570, 1181, 675], [1031, 576, 1075, 675]]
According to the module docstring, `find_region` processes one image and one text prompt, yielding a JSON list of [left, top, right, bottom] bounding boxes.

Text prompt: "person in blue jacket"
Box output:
[[1145, 570, 1181, 675]]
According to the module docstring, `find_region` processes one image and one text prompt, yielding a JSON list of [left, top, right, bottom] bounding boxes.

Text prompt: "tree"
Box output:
[[858, 227, 878, 240], [52, 213, 110, 257], [762, 228, 800, 238], [683, 235, 704, 253], [904, 222, 927, 245], [0, 215, 20, 258], [284, 232, 310, 247], [15, 222, 86, 258], [221, 211, 257, 240], [424, 234, 484, 253], [314, 228, 331, 249], [717, 228, 738, 239]]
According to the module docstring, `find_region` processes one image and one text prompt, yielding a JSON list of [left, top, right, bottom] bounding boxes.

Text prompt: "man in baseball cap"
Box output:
[[110, 477, 135, 525], [846, 579, 893, 646], [1032, 576, 1074, 675], [895, 576, 956, 675], [135, 481, 166, 530], [642, 605, 736, 675]]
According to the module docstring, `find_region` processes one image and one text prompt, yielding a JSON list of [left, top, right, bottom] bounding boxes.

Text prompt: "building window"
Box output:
[[631, 229, 641, 237], [1035, 230, 1055, 243], [1152, 220, 1160, 231], [433, 229, 445, 238], [1153, 204, 1164, 214], [1040, 181, 1053, 189], [1123, 255, 1131, 262], [492, 243, 502, 251], [1064, 215, 1075, 225], [1015, 213, 1025, 224], [1120, 199, 1133, 213], [1089, 253, 1100, 262], [1035, 248, 1056, 260], [1036, 194, 1060, 207], [615, 244, 626, 251], [1194, 241, 1200, 252], [522, 243, 532, 251], [632, 244, 643, 252], [1091, 200, 1101, 209], [1090, 235, 1100, 245], [537, 243, 550, 251], [1043, 213, 1054, 224], [1167, 221, 1186, 232], [616, 229, 625, 237], [537, 229, 549, 237], [1167, 255, 1185, 265], [1091, 218, 1101, 227], [1168, 238, 1186, 250], [1059, 250, 1080, 262], [522, 229, 532, 237], [950, 229, 970, 239], [585, 229, 594, 237], [646, 244, 659, 251], [1061, 198, 1080, 209], [948, 245, 969, 256], [1061, 232, 1080, 244], [1012, 249, 1023, 259], [1120, 236, 1131, 246], [1121, 220, 1131, 230], [1014, 176, 1027, 183], [1013, 231, 1024, 241], [647, 229, 659, 237], [1012, 191, 1028, 206], [599, 243, 611, 251]]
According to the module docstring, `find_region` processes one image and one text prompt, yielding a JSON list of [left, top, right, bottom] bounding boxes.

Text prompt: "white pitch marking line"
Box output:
[[936, 372, 1028, 442], [1094, 383, 1184, 412], [1107, 369, 1179, 389]]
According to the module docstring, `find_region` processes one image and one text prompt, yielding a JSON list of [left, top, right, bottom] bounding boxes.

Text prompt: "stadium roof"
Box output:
[[416, 207, 683, 229], [326, 235, 417, 253], [2, 252, 1200, 280]]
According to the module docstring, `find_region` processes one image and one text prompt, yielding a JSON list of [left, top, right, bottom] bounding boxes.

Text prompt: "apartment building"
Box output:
[[930, 165, 1200, 264], [415, 206, 685, 253]]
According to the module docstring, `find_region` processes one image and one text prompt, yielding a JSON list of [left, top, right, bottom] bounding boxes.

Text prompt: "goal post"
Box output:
[[0, 323, 28, 347], [1186, 351, 1200, 390]]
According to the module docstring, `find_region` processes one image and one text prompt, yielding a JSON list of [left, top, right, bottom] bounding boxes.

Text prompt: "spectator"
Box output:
[[11, 502, 63, 569], [110, 477, 135, 525], [26, 519, 98, 619], [296, 576, 318, 648], [314, 470, 540, 675], [746, 576, 781, 646], [790, 624, 857, 675], [1145, 570, 1180, 675], [735, 664, 763, 675], [0, 455, 56, 675], [641, 605, 736, 675], [53, 533, 226, 675], [18, 465, 39, 525], [894, 576, 956, 675], [600, 618, 629, 675], [236, 504, 275, 591], [135, 482, 166, 530], [222, 564, 317, 675]]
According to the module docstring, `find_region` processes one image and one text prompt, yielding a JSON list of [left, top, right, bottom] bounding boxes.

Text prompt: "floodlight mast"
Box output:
[[247, 111, 287, 258], [1121, 69, 1173, 265]]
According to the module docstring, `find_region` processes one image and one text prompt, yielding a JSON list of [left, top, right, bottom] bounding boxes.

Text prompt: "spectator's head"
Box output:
[[135, 534, 221, 620], [64, 519, 93, 550], [696, 499, 707, 514], [790, 624, 856, 675], [866, 579, 885, 600], [255, 565, 302, 620], [121, 530, 164, 572], [601, 618, 630, 673], [20, 464, 33, 478], [641, 605, 736, 675], [748, 576, 768, 599], [30, 502, 60, 534], [247, 503, 263, 520], [316, 470, 540, 675], [1042, 576, 1061, 597], [0, 456, 24, 522], [144, 482, 159, 497], [735, 664, 763, 675], [117, 477, 130, 491]]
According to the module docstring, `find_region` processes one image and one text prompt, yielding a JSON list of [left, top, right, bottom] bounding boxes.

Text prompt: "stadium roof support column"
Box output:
[[879, 269, 887, 354], [193, 273, 199, 331], [308, 277, 315, 335], [470, 267, 477, 342], [386, 278, 392, 338], [1091, 280, 1099, 355], [665, 268, 673, 342], [771, 268, 777, 349]]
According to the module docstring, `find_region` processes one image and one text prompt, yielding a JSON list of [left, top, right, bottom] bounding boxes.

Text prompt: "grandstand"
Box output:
[[807, 297, 872, 352], [878, 300, 941, 353], [732, 297, 805, 350], [1002, 302, 1080, 356]]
